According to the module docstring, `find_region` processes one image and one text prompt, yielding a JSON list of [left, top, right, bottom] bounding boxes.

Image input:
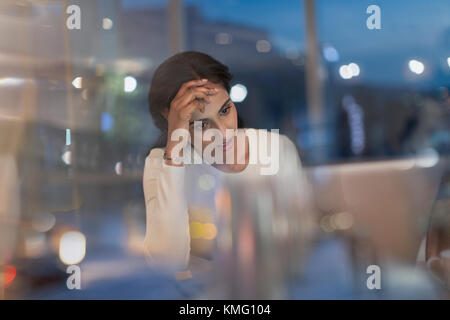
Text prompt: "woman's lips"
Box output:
[[222, 137, 234, 151]]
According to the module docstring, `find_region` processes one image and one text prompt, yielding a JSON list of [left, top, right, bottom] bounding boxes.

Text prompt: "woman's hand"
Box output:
[[165, 78, 218, 165]]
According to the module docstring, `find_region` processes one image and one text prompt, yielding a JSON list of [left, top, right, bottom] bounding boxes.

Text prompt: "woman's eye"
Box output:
[[220, 106, 231, 116]]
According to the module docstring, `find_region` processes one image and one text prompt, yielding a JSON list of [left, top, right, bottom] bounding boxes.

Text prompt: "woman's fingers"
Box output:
[[165, 79, 215, 150], [194, 85, 218, 96], [180, 88, 212, 108], [179, 99, 204, 121], [168, 79, 219, 129], [174, 78, 208, 101], [175, 86, 217, 112]]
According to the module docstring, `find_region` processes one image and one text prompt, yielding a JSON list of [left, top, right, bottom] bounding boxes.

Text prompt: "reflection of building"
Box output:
[[119, 5, 297, 72], [119, 5, 307, 153]]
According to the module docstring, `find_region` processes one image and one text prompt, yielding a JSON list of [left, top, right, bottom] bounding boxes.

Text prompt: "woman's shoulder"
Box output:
[[147, 147, 165, 160], [143, 147, 165, 173], [143, 148, 163, 167]]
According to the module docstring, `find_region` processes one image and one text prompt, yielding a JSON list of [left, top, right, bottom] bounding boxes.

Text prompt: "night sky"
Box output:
[[121, 0, 450, 87]]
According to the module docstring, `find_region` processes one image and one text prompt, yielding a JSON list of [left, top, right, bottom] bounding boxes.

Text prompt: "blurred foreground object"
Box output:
[[209, 170, 316, 299], [204, 155, 447, 299], [425, 166, 450, 290], [0, 139, 21, 298]]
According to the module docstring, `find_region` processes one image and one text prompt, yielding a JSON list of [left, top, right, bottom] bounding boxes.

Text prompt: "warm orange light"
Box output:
[[238, 218, 255, 267], [3, 265, 16, 287], [203, 223, 218, 240], [215, 188, 231, 216]]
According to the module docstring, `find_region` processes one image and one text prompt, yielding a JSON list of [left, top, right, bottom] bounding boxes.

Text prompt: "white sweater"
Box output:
[[142, 128, 313, 272]]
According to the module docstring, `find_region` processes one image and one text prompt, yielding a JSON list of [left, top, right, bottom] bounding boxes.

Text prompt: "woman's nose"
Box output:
[[217, 126, 235, 142], [213, 123, 227, 139]]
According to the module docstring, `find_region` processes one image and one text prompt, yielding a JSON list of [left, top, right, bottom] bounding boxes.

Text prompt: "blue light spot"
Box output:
[[101, 112, 114, 132]]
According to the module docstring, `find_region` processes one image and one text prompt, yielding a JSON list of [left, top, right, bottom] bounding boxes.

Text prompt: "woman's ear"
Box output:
[[161, 107, 169, 119]]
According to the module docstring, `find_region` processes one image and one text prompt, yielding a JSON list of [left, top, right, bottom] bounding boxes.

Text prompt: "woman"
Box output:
[[143, 51, 314, 275]]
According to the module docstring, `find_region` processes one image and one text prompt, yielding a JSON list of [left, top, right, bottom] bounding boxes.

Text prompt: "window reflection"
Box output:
[[0, 0, 448, 299]]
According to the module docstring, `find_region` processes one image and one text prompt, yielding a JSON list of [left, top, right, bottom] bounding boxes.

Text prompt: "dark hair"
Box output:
[[148, 51, 234, 147]]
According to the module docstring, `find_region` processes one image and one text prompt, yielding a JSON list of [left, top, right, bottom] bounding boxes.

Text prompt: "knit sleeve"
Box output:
[[142, 148, 191, 272]]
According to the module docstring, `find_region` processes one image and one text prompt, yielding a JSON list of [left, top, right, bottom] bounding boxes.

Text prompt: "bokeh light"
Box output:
[[408, 59, 425, 74], [124, 76, 137, 93], [348, 63, 360, 77], [61, 150, 72, 165], [59, 231, 87, 265], [339, 63, 360, 79], [323, 44, 339, 62], [339, 65, 352, 79], [256, 40, 271, 53], [71, 77, 82, 89], [102, 18, 114, 30], [230, 84, 247, 102], [215, 32, 232, 45], [3, 265, 16, 288]]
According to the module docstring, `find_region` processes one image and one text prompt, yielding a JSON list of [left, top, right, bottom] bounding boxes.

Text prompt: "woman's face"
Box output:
[[188, 81, 238, 164]]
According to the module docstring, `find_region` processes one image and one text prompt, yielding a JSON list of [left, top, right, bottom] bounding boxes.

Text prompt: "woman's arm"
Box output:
[[142, 148, 190, 271], [142, 79, 218, 272]]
